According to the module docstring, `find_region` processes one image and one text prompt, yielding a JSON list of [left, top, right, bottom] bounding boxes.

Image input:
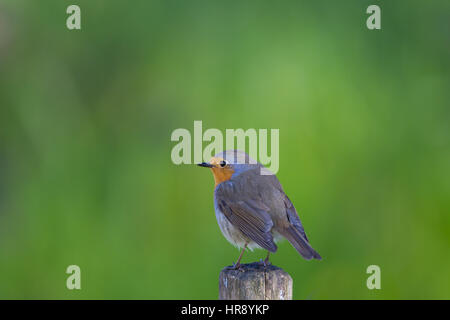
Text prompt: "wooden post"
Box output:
[[219, 262, 293, 300]]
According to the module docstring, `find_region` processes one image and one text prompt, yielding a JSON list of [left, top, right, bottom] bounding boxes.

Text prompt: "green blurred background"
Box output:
[[0, 0, 449, 299]]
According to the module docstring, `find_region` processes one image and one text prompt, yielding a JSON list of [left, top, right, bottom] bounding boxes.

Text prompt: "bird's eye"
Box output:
[[219, 160, 228, 168]]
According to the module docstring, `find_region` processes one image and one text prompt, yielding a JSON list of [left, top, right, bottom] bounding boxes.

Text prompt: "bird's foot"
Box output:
[[227, 262, 244, 271], [232, 262, 241, 270], [258, 258, 271, 268]]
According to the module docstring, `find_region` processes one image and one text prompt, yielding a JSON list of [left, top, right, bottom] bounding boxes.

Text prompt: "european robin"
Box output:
[[198, 150, 321, 269]]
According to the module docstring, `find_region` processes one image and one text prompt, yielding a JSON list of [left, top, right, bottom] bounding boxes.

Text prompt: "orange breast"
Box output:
[[211, 167, 234, 188]]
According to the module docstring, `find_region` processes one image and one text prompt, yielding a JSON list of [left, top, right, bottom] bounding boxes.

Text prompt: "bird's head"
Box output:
[[197, 150, 262, 187]]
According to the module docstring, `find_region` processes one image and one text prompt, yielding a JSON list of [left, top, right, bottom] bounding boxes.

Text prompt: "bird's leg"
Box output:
[[232, 243, 247, 270], [264, 251, 271, 266], [259, 251, 271, 267]]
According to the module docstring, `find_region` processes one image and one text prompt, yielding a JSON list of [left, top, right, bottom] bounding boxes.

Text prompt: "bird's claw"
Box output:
[[259, 258, 271, 268], [228, 262, 244, 271]]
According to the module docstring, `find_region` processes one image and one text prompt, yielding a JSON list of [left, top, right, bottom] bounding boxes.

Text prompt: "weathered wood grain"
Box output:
[[219, 262, 293, 300]]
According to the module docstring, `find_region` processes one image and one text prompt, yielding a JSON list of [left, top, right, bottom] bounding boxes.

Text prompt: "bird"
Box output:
[[198, 150, 321, 269]]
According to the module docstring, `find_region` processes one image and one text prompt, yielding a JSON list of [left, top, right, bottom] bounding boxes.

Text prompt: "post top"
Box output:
[[221, 262, 286, 274], [219, 262, 293, 300]]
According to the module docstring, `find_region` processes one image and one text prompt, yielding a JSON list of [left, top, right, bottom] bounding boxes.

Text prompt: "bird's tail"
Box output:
[[281, 226, 322, 260]]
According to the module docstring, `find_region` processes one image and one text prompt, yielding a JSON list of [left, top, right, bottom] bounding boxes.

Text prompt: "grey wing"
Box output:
[[216, 182, 278, 253], [279, 194, 322, 260], [283, 195, 309, 242], [250, 171, 310, 243]]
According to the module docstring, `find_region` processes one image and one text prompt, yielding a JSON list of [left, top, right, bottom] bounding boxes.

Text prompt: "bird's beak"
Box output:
[[197, 162, 214, 168]]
